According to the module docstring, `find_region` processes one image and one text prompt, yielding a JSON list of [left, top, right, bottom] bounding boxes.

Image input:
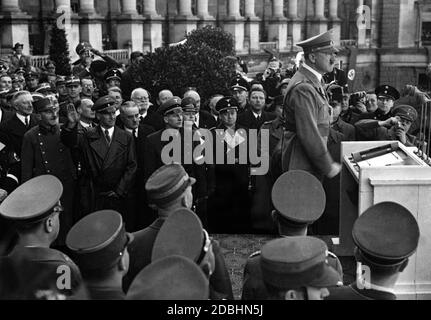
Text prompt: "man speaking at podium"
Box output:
[[281, 30, 341, 180]]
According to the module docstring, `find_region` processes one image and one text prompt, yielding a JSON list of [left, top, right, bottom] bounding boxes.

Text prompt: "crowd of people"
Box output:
[[0, 29, 427, 300]]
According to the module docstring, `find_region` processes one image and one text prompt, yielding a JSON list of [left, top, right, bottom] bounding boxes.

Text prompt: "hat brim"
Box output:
[[378, 94, 395, 101], [231, 86, 248, 92], [307, 264, 342, 288], [315, 47, 339, 54]]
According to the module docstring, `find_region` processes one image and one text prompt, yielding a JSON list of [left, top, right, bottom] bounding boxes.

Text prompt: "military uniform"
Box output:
[[59, 76, 82, 124], [281, 30, 339, 180], [230, 76, 250, 115], [208, 97, 251, 234], [260, 237, 342, 300], [152, 208, 233, 300], [328, 202, 420, 300], [123, 164, 196, 292], [127, 255, 209, 300], [0, 175, 83, 299], [355, 105, 418, 146], [354, 85, 401, 126], [243, 171, 343, 300], [21, 98, 77, 245], [66, 210, 134, 300]]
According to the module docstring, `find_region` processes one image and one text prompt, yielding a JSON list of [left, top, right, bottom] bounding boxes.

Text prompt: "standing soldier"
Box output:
[[230, 76, 250, 114], [21, 97, 77, 246], [208, 97, 250, 234], [151, 208, 233, 300], [123, 164, 196, 291], [243, 171, 343, 300], [66, 210, 134, 300], [0, 175, 83, 298], [281, 29, 341, 180], [61, 96, 137, 224], [328, 202, 420, 300]]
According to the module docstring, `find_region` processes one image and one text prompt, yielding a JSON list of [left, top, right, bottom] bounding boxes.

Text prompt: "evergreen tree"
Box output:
[[49, 22, 71, 76]]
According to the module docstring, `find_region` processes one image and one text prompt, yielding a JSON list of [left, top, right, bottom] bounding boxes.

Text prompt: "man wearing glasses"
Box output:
[[21, 97, 77, 247], [281, 29, 341, 181]]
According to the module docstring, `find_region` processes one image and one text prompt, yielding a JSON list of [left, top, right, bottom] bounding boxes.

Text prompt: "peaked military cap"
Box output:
[[14, 67, 26, 75], [158, 96, 183, 116], [272, 171, 326, 227], [33, 97, 56, 113], [391, 105, 418, 123], [261, 237, 341, 290], [66, 210, 133, 271], [145, 164, 196, 205], [104, 69, 122, 82], [0, 175, 63, 223], [35, 83, 53, 94], [76, 41, 92, 55], [297, 29, 339, 54], [92, 95, 116, 112], [215, 96, 239, 114], [230, 76, 249, 92], [181, 97, 197, 113], [31, 92, 45, 103], [152, 208, 205, 263], [126, 255, 209, 300], [25, 71, 39, 80], [55, 76, 66, 87], [375, 85, 400, 101], [353, 202, 420, 267], [65, 76, 81, 87]]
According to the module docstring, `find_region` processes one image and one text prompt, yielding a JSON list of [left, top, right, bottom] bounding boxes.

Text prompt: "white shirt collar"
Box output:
[[302, 62, 323, 83], [16, 113, 29, 126], [101, 126, 115, 140], [125, 127, 138, 137], [252, 111, 262, 119], [80, 120, 91, 128]]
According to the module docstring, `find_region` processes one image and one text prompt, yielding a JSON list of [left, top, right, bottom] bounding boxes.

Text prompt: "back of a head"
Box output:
[[126, 255, 209, 300]]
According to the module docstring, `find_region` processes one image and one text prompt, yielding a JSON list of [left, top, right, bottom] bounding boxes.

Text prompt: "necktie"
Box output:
[[25, 117, 29, 127], [105, 129, 111, 144], [132, 129, 137, 138]]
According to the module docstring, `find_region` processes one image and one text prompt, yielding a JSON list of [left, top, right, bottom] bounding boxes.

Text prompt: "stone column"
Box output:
[[268, 0, 288, 52], [197, 0, 216, 27], [356, 0, 367, 47], [116, 0, 144, 52], [54, 0, 80, 60], [288, 0, 301, 47], [0, 0, 31, 55], [244, 0, 260, 53], [308, 0, 327, 36], [79, 0, 103, 51], [328, 0, 341, 45], [171, 0, 198, 43], [371, 0, 380, 48], [223, 0, 245, 53], [143, 0, 163, 52]]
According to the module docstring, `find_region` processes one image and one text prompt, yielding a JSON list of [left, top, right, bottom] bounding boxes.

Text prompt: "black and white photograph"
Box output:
[[0, 0, 430, 309]]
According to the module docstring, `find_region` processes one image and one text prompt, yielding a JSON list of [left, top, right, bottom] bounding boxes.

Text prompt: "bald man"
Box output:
[[183, 90, 216, 129]]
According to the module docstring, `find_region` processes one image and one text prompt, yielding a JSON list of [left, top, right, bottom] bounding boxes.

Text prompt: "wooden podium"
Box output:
[[336, 141, 431, 299]]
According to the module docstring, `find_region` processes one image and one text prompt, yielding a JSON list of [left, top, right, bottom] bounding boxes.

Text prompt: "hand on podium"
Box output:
[[327, 162, 342, 179]]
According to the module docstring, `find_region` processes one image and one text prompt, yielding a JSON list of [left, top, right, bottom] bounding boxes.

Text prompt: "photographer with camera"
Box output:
[[355, 105, 418, 146], [257, 57, 287, 104], [72, 42, 121, 78]]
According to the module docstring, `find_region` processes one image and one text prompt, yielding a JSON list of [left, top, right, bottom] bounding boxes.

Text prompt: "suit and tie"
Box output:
[[61, 125, 137, 227]]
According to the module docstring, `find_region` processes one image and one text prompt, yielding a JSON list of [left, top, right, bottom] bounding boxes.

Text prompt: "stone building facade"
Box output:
[[1, 0, 431, 91]]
